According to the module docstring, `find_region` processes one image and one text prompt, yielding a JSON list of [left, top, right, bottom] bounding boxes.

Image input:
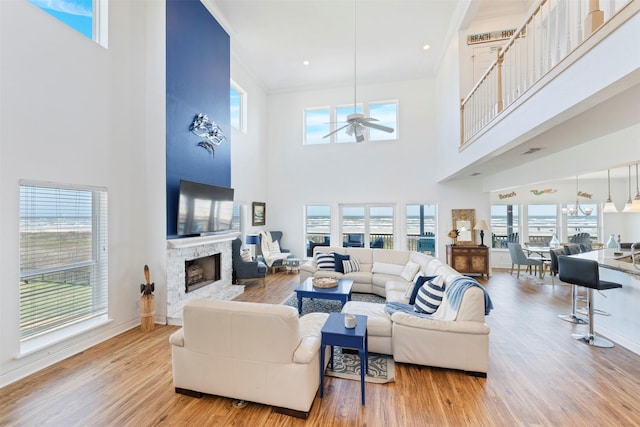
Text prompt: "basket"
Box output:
[[312, 277, 339, 288]]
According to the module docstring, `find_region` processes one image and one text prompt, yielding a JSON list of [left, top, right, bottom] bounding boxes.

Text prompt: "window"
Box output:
[[230, 82, 246, 132], [29, 0, 107, 47], [335, 104, 363, 144], [406, 204, 436, 253], [304, 107, 331, 145], [527, 204, 557, 246], [490, 204, 520, 248], [305, 205, 331, 257], [19, 181, 108, 342], [340, 205, 394, 249], [565, 204, 598, 243], [304, 101, 398, 144], [368, 101, 398, 141], [231, 203, 241, 232]]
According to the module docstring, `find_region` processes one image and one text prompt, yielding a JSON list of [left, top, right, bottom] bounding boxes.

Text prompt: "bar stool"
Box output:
[[558, 256, 622, 348], [557, 245, 587, 324]]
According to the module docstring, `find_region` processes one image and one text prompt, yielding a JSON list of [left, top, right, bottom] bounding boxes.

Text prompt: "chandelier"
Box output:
[[562, 176, 593, 216]]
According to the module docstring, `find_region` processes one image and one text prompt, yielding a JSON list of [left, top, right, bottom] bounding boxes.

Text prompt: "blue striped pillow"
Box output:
[[342, 259, 360, 273], [414, 278, 445, 314], [316, 252, 336, 270]]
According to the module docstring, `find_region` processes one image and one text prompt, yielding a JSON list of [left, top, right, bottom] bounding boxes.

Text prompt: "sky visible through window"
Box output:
[[30, 0, 93, 40], [305, 108, 331, 144], [230, 87, 241, 130]]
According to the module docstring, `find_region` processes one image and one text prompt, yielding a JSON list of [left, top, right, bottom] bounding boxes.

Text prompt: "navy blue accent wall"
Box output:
[[166, 0, 231, 237]]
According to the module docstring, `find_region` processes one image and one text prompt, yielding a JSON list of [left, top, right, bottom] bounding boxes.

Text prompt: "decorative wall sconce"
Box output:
[[190, 113, 226, 157]]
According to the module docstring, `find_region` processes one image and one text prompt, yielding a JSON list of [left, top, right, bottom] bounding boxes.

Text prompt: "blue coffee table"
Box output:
[[294, 278, 354, 315], [320, 312, 368, 405]]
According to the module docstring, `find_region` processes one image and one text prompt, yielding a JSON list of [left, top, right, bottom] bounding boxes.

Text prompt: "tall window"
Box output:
[[490, 204, 520, 248], [406, 204, 436, 253], [230, 82, 246, 132], [304, 107, 331, 145], [29, 0, 107, 47], [19, 181, 108, 341], [565, 204, 598, 242], [341, 205, 394, 249], [305, 205, 331, 257], [369, 101, 398, 141], [527, 204, 557, 246]]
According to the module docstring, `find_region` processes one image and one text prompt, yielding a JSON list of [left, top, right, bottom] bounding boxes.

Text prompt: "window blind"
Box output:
[[19, 181, 108, 340]]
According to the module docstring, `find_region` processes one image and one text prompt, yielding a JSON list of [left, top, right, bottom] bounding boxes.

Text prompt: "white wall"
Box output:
[[230, 56, 269, 237], [0, 1, 165, 386], [262, 77, 490, 258]]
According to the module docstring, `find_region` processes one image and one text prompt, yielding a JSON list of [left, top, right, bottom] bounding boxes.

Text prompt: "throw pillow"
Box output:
[[414, 276, 445, 314], [404, 275, 438, 305], [316, 252, 336, 270], [333, 253, 350, 273], [267, 240, 281, 254], [371, 262, 405, 276], [240, 249, 252, 262], [400, 261, 421, 281], [342, 259, 360, 274]]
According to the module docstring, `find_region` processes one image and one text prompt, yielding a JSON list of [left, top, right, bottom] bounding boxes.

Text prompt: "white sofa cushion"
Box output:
[[371, 262, 405, 275], [400, 261, 421, 281]]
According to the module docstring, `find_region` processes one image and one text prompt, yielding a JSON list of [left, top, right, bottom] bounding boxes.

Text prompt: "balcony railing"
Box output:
[[461, 0, 635, 145], [305, 232, 436, 254]]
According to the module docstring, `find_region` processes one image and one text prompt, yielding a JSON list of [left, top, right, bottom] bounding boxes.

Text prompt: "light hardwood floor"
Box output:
[[2, 270, 640, 426]]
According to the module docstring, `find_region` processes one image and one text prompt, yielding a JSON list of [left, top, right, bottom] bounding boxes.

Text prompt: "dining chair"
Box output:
[[507, 242, 547, 279]]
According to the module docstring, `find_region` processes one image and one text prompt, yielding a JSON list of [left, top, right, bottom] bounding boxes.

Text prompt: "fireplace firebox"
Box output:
[[185, 253, 221, 293]]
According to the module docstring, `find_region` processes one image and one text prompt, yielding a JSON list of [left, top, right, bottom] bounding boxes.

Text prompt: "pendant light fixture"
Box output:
[[602, 169, 618, 213], [622, 165, 633, 212], [562, 176, 592, 216], [631, 163, 640, 212]]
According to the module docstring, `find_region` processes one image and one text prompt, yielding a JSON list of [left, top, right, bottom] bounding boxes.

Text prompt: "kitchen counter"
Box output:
[[570, 248, 640, 277]]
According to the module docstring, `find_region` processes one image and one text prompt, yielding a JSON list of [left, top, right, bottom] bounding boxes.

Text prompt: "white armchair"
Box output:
[[170, 299, 329, 418]]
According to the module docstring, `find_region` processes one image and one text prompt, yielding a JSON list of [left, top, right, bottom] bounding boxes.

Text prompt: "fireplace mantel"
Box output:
[[167, 232, 240, 249]]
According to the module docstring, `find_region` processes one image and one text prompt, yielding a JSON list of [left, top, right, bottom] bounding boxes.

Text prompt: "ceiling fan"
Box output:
[[323, 1, 394, 143]]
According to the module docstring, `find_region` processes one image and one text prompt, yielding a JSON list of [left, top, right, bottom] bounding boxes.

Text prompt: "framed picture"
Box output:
[[252, 202, 266, 226]]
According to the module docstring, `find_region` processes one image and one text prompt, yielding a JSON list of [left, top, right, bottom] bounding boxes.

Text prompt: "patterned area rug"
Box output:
[[281, 292, 394, 383], [326, 347, 395, 384], [281, 292, 386, 316]]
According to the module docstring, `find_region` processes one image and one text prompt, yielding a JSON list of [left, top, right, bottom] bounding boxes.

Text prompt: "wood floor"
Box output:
[[2, 270, 640, 426]]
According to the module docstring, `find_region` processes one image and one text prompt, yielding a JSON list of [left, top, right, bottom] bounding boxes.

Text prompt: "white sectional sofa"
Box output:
[[299, 246, 491, 376]]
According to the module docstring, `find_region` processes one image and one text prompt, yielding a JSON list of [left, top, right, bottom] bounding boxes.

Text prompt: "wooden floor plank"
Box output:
[[2, 270, 640, 426]]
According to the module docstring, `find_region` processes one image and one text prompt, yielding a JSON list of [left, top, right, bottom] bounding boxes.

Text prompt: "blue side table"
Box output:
[[320, 312, 368, 405]]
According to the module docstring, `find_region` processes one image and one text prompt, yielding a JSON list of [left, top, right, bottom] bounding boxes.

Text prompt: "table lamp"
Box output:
[[246, 234, 260, 260], [473, 220, 490, 247]]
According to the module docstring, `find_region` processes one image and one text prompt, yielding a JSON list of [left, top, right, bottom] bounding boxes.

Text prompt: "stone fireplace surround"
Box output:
[[166, 232, 243, 325]]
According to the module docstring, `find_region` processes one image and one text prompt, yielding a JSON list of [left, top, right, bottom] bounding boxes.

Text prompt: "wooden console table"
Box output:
[[446, 245, 490, 278]]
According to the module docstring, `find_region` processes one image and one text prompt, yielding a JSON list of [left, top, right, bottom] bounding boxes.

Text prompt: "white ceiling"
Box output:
[[208, 0, 637, 183], [211, 0, 534, 93]]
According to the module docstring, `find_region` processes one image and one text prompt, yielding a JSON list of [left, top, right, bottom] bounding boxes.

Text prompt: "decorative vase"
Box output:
[[550, 235, 560, 248], [606, 234, 618, 249]]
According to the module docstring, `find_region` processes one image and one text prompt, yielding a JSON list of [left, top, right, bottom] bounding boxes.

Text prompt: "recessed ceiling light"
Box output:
[[423, 44, 431, 50], [303, 60, 310, 66]]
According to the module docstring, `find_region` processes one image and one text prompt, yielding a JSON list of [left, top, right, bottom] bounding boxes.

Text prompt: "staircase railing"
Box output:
[[460, 0, 635, 146]]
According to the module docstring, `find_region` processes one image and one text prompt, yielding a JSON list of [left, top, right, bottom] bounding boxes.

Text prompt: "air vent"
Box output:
[[470, 172, 481, 176], [522, 147, 542, 155]]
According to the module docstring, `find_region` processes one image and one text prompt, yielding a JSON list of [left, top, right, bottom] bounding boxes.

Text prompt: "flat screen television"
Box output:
[[177, 180, 234, 236]]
